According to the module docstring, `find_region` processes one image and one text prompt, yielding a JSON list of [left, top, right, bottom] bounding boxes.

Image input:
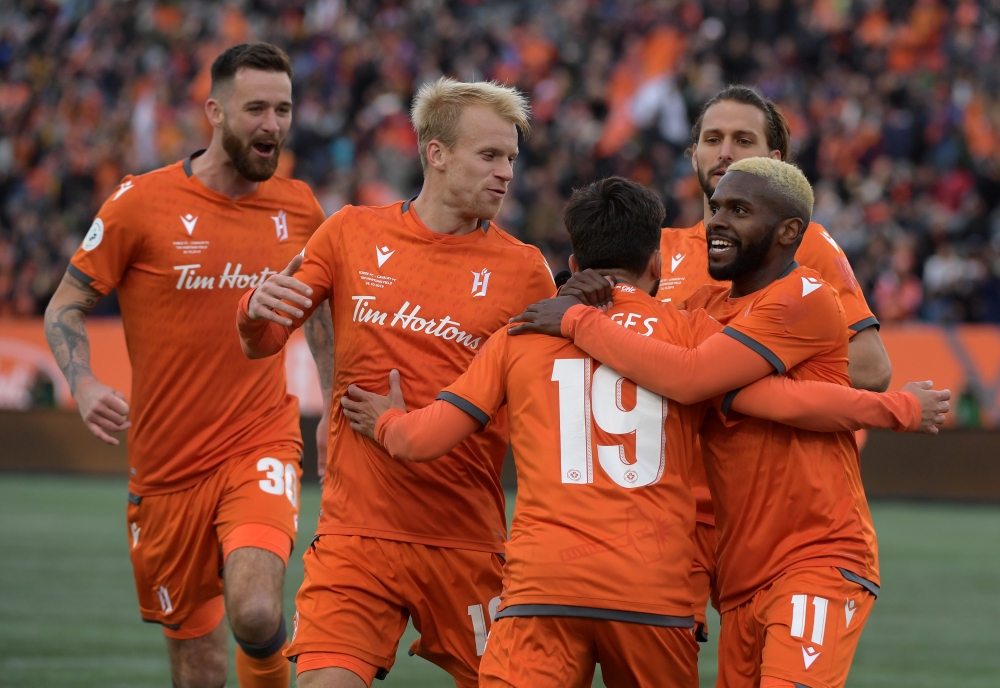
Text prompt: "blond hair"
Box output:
[[410, 77, 530, 169], [727, 157, 814, 225]]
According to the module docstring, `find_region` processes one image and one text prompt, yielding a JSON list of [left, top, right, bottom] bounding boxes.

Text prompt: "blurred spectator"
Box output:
[[1, 0, 999, 322]]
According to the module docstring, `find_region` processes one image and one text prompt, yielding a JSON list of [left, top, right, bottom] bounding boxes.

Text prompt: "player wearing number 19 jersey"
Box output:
[[356, 178, 925, 688], [554, 161, 905, 688]]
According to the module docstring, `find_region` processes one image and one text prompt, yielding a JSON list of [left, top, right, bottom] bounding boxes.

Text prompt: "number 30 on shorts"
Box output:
[[257, 457, 298, 507]]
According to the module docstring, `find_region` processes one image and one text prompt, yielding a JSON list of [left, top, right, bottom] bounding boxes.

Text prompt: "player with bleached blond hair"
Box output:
[[235, 77, 555, 687]]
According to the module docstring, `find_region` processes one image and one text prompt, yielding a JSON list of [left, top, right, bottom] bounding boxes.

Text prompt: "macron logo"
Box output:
[[802, 646, 820, 669], [180, 214, 198, 236], [802, 277, 822, 297], [112, 181, 134, 201], [671, 253, 685, 272], [376, 245, 394, 268], [845, 599, 856, 627]]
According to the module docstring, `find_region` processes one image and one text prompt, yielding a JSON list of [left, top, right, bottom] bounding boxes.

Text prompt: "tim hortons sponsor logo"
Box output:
[[352, 296, 482, 349], [173, 262, 277, 290]]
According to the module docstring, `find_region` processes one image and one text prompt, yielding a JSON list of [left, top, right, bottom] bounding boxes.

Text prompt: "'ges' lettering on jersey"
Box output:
[[293, 201, 555, 552], [69, 155, 326, 495], [439, 285, 722, 622], [657, 222, 880, 528], [686, 264, 879, 612]]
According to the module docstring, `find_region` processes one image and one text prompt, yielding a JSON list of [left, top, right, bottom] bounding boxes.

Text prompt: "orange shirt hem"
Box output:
[[500, 594, 693, 619], [316, 525, 505, 554], [720, 557, 880, 613]]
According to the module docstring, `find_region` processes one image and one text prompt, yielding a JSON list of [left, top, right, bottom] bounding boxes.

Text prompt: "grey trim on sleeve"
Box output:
[[722, 326, 786, 374], [67, 263, 96, 286], [849, 316, 880, 334], [720, 388, 743, 417], [779, 260, 801, 279], [127, 492, 142, 505], [794, 683, 811, 688], [495, 604, 695, 628], [436, 392, 490, 426], [838, 568, 880, 598]]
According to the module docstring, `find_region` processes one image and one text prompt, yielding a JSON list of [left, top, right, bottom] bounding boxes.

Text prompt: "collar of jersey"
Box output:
[[723, 260, 802, 307], [399, 197, 492, 244], [181, 149, 267, 204]]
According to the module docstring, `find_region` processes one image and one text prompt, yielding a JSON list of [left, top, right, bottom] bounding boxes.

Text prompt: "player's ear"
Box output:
[[425, 140, 447, 173], [205, 97, 225, 129], [647, 250, 662, 283], [776, 218, 804, 247], [690, 144, 700, 175], [769, 149, 782, 160], [568, 254, 579, 274]]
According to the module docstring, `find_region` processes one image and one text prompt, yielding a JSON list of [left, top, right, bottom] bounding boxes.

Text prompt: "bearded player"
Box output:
[[236, 78, 555, 688], [44, 43, 331, 688], [339, 177, 945, 688], [513, 159, 951, 688], [657, 85, 892, 643]]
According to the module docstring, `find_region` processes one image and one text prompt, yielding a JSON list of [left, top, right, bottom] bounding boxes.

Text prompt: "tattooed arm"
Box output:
[[303, 300, 334, 482], [44, 273, 131, 445]]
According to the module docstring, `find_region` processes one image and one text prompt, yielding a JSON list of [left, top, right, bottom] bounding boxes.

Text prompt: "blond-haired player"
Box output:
[[236, 77, 555, 688]]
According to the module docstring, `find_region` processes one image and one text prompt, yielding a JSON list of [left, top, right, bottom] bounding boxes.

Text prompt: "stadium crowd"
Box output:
[[2, 0, 1000, 322]]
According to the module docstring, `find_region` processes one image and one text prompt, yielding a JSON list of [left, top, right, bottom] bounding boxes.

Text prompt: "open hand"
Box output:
[[341, 370, 407, 439], [247, 253, 313, 326], [902, 380, 951, 434], [74, 376, 131, 445]]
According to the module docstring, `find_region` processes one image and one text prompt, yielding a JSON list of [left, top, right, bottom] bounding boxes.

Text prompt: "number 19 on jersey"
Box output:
[[551, 359, 667, 489]]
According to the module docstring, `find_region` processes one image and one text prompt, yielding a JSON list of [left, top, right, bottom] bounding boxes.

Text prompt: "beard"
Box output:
[[707, 223, 777, 281], [696, 158, 726, 198], [221, 123, 283, 182]]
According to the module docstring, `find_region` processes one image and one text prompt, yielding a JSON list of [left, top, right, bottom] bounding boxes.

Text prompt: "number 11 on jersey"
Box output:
[[551, 358, 667, 489]]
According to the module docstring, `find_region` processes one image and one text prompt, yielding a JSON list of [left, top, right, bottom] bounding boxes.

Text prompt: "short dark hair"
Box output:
[[690, 85, 791, 161], [564, 177, 665, 276], [210, 43, 292, 95]]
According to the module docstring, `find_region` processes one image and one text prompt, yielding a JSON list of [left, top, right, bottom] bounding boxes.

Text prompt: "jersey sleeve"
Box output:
[[723, 273, 846, 374], [375, 402, 483, 462], [727, 375, 922, 432], [796, 225, 878, 335], [68, 177, 143, 294], [522, 250, 558, 304], [437, 328, 510, 425]]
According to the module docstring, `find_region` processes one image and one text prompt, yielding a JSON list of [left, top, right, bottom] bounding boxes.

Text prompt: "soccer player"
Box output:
[[44, 43, 330, 688], [338, 177, 946, 687], [512, 159, 950, 688], [660, 85, 892, 643], [235, 79, 556, 688]]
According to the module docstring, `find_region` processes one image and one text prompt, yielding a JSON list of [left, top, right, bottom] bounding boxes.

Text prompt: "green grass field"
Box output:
[[1, 476, 999, 687]]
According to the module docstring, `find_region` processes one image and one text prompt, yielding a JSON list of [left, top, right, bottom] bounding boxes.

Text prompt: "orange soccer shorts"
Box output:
[[286, 534, 504, 688], [691, 520, 720, 642], [479, 615, 698, 688], [717, 566, 877, 688], [126, 446, 302, 638]]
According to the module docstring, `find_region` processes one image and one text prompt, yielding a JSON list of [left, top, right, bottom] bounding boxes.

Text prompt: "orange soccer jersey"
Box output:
[[435, 285, 720, 623], [238, 200, 556, 553], [69, 153, 325, 494], [685, 265, 879, 613], [657, 222, 879, 531]]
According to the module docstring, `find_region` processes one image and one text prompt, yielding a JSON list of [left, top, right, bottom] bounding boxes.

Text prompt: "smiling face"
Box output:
[[434, 105, 519, 221], [705, 171, 787, 281], [214, 68, 292, 182], [692, 100, 781, 197]]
